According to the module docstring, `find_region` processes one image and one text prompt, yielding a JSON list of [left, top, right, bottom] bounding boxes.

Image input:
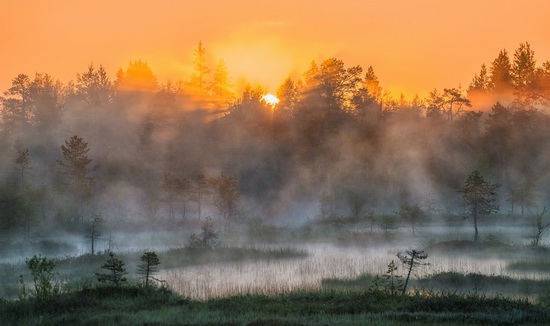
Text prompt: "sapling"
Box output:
[[96, 252, 127, 287], [384, 260, 403, 296], [397, 249, 429, 295], [138, 251, 161, 287]]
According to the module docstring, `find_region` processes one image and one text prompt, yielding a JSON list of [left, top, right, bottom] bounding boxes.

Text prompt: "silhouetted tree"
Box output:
[[397, 249, 429, 295], [137, 251, 161, 287], [1, 74, 32, 131], [84, 213, 104, 255], [490, 49, 513, 92], [383, 260, 403, 296], [303, 58, 363, 112], [28, 73, 65, 129], [276, 76, 302, 114], [442, 87, 471, 121], [224, 85, 268, 126], [512, 42, 536, 91], [469, 64, 490, 92], [57, 135, 100, 221], [533, 60, 550, 99], [96, 252, 127, 287], [116, 59, 157, 92], [457, 170, 500, 242], [75, 63, 112, 106]]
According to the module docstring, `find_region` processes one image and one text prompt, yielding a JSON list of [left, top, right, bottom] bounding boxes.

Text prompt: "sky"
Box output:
[[1, 0, 550, 98]]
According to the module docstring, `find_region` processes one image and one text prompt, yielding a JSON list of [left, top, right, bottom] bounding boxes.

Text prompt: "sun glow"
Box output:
[[262, 93, 280, 107]]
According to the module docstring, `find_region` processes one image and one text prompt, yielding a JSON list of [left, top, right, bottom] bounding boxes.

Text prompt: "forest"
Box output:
[[1, 41, 549, 237]]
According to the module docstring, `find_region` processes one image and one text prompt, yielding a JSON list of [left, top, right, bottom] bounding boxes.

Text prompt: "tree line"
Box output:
[[1, 42, 550, 240]]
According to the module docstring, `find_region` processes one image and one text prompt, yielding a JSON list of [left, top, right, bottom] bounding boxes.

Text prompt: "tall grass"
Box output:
[[161, 243, 550, 300]]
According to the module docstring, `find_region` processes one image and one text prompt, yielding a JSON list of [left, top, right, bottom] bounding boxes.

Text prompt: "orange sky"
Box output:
[[1, 0, 549, 99]]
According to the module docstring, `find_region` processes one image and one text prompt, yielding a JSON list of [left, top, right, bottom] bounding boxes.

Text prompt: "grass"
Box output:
[[323, 271, 550, 298], [1, 284, 549, 325]]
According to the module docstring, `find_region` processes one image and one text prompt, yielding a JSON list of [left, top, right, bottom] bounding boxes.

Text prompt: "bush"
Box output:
[[24, 255, 59, 300]]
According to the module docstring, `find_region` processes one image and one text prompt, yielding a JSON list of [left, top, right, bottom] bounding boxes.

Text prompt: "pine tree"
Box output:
[[469, 64, 490, 92], [96, 252, 127, 287], [57, 135, 99, 221], [189, 41, 211, 95], [490, 49, 513, 92], [276, 77, 302, 114], [383, 260, 403, 296], [2, 74, 32, 131], [397, 250, 429, 295], [75, 63, 112, 106], [512, 42, 536, 91], [211, 59, 234, 104], [137, 251, 161, 287], [457, 170, 500, 242]]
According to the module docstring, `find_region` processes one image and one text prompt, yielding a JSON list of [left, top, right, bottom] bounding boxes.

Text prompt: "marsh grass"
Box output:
[[323, 271, 550, 299], [0, 245, 308, 299], [161, 242, 550, 300]]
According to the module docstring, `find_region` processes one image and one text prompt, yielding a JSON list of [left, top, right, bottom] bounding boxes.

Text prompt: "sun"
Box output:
[[261, 93, 280, 107]]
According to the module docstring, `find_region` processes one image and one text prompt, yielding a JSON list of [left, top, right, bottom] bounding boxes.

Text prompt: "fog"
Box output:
[[2, 42, 550, 299]]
